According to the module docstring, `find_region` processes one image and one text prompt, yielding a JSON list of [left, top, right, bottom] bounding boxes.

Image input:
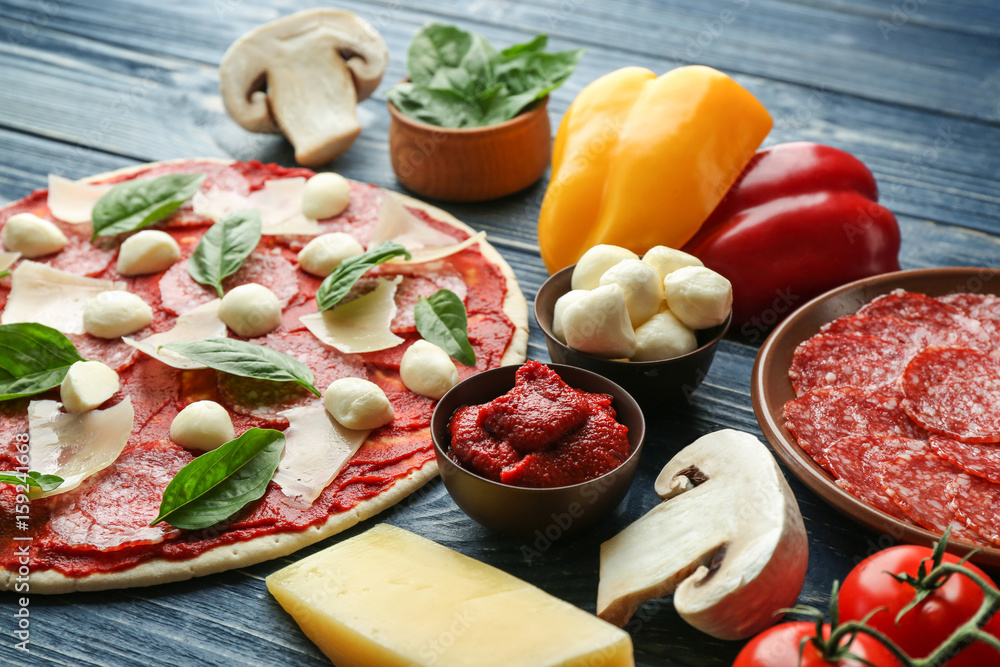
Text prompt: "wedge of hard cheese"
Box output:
[[267, 524, 634, 667]]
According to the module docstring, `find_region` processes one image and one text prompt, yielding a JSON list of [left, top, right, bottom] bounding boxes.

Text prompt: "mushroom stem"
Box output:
[[267, 56, 360, 166]]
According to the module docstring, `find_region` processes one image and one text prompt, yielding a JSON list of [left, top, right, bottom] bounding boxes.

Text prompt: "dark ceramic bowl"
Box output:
[[534, 265, 731, 409], [753, 267, 1000, 566], [431, 363, 645, 538]]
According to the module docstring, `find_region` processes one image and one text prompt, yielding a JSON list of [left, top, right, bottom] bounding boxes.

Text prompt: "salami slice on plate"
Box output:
[[929, 435, 1000, 484], [901, 346, 1000, 443], [940, 292, 1000, 353], [879, 448, 979, 541], [858, 290, 992, 351], [783, 386, 925, 459], [948, 473, 1000, 546], [788, 333, 911, 396], [820, 314, 930, 353], [820, 434, 922, 520]]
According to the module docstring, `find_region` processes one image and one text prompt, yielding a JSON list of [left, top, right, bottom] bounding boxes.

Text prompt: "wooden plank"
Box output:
[[1, 0, 997, 122], [0, 16, 998, 244], [0, 1, 999, 665], [796, 0, 1000, 37]]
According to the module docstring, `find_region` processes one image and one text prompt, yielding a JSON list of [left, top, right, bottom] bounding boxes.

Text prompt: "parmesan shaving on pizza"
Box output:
[[371, 193, 458, 249], [394, 231, 488, 265], [373, 194, 488, 263], [0, 251, 19, 272], [28, 397, 135, 497], [1, 261, 125, 334], [300, 276, 404, 353], [47, 174, 113, 224], [192, 177, 320, 235], [273, 405, 370, 506], [123, 299, 227, 369]]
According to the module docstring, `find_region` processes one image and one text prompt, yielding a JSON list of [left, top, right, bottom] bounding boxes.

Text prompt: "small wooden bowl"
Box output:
[[387, 97, 551, 202]]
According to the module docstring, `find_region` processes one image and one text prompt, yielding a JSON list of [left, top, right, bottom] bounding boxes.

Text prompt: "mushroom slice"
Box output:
[[219, 9, 388, 166], [597, 429, 808, 640]]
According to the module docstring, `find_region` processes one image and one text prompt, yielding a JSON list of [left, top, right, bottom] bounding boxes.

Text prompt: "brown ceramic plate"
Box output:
[[752, 267, 1000, 565]]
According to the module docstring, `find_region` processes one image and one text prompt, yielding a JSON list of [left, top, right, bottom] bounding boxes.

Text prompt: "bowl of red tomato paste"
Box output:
[[430, 360, 645, 538]]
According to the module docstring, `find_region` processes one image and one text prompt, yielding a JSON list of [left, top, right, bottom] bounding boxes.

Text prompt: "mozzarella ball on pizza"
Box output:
[[663, 266, 733, 330], [60, 360, 120, 413], [1, 213, 68, 258], [170, 401, 236, 451], [116, 230, 181, 275], [599, 259, 664, 328], [297, 232, 364, 277], [219, 283, 282, 338], [302, 172, 351, 219], [641, 245, 703, 281], [400, 340, 460, 400], [571, 245, 638, 291], [83, 291, 154, 338], [632, 309, 698, 361], [324, 377, 394, 430]]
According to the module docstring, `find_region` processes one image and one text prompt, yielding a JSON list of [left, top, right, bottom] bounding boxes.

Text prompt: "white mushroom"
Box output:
[[219, 9, 389, 166], [597, 429, 809, 640]]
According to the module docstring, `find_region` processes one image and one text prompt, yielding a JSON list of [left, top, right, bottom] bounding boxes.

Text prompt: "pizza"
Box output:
[[0, 158, 528, 593]]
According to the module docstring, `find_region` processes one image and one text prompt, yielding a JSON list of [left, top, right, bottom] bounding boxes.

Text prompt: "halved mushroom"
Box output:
[[219, 9, 388, 166], [596, 429, 809, 640]]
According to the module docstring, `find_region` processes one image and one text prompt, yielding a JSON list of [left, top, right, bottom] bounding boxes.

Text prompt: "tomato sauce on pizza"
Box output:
[[0, 160, 522, 584]]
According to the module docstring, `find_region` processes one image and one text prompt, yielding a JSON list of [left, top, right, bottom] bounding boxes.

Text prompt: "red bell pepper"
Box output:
[[682, 141, 901, 338]]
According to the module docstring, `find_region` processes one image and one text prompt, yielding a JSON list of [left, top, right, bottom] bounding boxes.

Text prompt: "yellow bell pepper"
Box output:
[[537, 65, 773, 273]]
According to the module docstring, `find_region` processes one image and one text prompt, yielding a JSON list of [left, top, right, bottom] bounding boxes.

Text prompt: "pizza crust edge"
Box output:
[[2, 159, 529, 593]]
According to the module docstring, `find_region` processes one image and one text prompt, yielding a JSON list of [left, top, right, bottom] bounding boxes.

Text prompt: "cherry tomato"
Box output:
[[733, 622, 901, 666], [839, 545, 1000, 666]]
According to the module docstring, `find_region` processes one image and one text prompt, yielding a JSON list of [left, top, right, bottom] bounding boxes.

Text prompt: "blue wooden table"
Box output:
[[1, 1, 999, 665]]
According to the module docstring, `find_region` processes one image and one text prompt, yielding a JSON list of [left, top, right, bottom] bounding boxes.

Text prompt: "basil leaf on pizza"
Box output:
[[91, 172, 206, 239], [0, 323, 85, 400], [415, 289, 476, 366], [0, 471, 64, 493], [187, 209, 262, 297], [161, 338, 321, 396], [0, 270, 9, 279], [316, 241, 411, 311], [151, 428, 284, 530]]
